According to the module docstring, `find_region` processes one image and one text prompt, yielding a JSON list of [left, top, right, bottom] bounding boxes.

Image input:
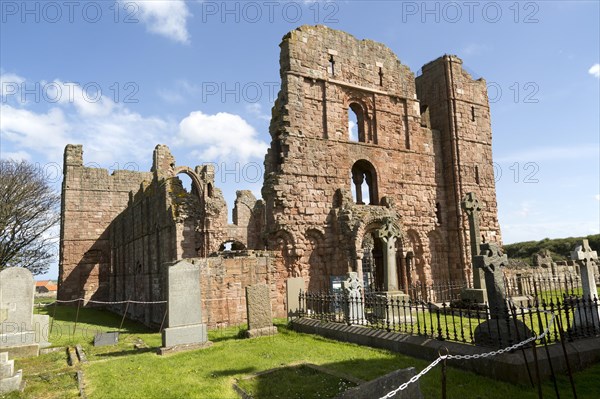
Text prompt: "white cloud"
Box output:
[[589, 63, 600, 78], [2, 74, 269, 170], [0, 72, 25, 99], [131, 0, 191, 44], [348, 120, 357, 141], [245, 103, 271, 121], [176, 111, 268, 162], [0, 150, 31, 161]]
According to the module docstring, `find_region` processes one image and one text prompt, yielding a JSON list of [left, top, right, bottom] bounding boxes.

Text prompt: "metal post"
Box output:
[[556, 316, 577, 399], [119, 300, 130, 331], [73, 298, 82, 337], [531, 340, 543, 399], [439, 347, 449, 399], [50, 300, 58, 334]]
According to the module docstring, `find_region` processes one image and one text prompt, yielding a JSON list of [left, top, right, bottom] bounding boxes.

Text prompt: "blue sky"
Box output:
[[1, 1, 599, 280]]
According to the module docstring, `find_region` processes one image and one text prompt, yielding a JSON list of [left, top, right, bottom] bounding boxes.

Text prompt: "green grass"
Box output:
[[3, 307, 600, 399], [235, 364, 358, 399]]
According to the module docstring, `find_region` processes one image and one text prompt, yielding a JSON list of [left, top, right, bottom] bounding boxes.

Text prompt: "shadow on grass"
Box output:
[[39, 305, 153, 334], [94, 347, 157, 359], [211, 367, 256, 378]]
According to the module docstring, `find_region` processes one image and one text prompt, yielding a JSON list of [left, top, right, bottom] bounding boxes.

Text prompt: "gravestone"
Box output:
[[160, 260, 211, 353], [570, 240, 599, 329], [94, 331, 119, 347], [245, 284, 277, 338], [460, 193, 488, 303], [286, 277, 305, 320], [473, 243, 531, 348], [0, 352, 23, 394], [0, 267, 50, 358], [342, 272, 364, 324]]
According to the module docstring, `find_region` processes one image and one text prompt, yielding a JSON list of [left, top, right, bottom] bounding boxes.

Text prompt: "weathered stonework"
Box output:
[[59, 25, 502, 325]]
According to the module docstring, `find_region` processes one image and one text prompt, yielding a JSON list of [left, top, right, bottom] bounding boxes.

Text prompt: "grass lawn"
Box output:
[[2, 305, 599, 398]]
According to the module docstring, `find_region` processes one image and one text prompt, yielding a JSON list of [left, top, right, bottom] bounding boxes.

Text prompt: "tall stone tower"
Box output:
[[262, 25, 501, 296]]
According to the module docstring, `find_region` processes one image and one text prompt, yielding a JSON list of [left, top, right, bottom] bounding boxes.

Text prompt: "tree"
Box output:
[[0, 159, 60, 275]]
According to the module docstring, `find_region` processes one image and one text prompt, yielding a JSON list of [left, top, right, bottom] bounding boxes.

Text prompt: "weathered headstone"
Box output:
[[245, 284, 277, 338], [0, 352, 23, 394], [461, 193, 487, 303], [571, 239, 599, 329], [473, 243, 531, 347], [342, 272, 364, 324], [160, 260, 211, 353], [0, 267, 50, 358], [286, 277, 305, 320], [335, 367, 423, 399], [94, 331, 119, 347]]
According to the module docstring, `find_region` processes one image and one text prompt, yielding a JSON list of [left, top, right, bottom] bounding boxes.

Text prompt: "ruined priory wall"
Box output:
[[416, 56, 502, 283], [59, 145, 153, 302], [263, 26, 452, 286]]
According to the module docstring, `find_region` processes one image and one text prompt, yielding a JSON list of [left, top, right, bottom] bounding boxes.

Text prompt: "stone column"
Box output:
[[352, 173, 364, 204]]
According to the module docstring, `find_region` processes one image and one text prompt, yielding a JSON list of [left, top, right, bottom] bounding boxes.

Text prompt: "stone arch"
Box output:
[[354, 217, 403, 292], [273, 229, 299, 277], [345, 95, 374, 143], [304, 228, 327, 291], [173, 166, 203, 197], [351, 159, 379, 205]]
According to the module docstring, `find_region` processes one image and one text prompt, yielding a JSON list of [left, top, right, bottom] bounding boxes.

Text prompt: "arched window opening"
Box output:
[[207, 183, 214, 198], [435, 203, 442, 225], [471, 106, 476, 121], [177, 173, 193, 193], [351, 160, 378, 205], [348, 103, 366, 142], [219, 240, 246, 252], [378, 67, 384, 86]]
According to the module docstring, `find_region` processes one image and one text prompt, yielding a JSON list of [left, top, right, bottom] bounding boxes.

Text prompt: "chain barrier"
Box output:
[[378, 310, 556, 399]]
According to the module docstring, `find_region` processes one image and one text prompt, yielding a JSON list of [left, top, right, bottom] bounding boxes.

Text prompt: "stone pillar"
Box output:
[[352, 173, 364, 204]]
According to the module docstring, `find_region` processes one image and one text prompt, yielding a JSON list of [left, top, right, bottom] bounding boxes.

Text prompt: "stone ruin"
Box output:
[[58, 25, 502, 327]]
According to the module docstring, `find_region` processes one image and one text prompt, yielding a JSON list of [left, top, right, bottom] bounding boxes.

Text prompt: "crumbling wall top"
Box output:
[[280, 25, 415, 98]]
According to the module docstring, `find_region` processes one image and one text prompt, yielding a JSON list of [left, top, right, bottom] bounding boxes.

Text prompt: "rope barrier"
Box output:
[[378, 310, 557, 399], [43, 298, 167, 306]]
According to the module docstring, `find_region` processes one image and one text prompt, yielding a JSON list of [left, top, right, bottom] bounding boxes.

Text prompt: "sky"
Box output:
[[1, 0, 599, 280]]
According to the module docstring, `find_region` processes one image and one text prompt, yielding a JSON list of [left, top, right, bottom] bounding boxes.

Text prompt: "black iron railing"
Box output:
[[298, 290, 600, 348]]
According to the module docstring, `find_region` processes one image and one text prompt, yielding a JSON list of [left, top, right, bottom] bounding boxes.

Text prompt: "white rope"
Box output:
[[44, 298, 167, 306], [378, 310, 557, 398]]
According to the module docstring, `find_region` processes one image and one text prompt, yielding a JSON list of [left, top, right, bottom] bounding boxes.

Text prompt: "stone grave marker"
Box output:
[[0, 352, 23, 394], [245, 284, 277, 338], [0, 267, 50, 358], [460, 192, 488, 303], [94, 331, 119, 347], [473, 243, 531, 347], [342, 272, 364, 324], [160, 260, 211, 353], [286, 277, 305, 320], [571, 239, 599, 329]]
